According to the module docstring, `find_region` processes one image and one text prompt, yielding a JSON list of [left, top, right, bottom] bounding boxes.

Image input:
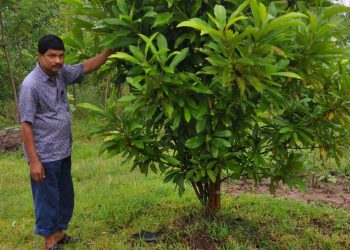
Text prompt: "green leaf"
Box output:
[[78, 103, 106, 116], [71, 18, 93, 29], [185, 97, 198, 110], [157, 33, 168, 50], [245, 75, 263, 92], [323, 4, 350, 19], [227, 0, 250, 26], [185, 169, 195, 180], [207, 161, 217, 169], [174, 33, 188, 49], [152, 12, 174, 28], [226, 16, 248, 30], [250, 0, 261, 27], [259, 2, 267, 22], [205, 54, 228, 67], [101, 36, 137, 49], [211, 145, 219, 158], [118, 95, 137, 102], [165, 102, 174, 117], [163, 171, 179, 183], [185, 136, 205, 149], [126, 76, 144, 91], [139, 33, 158, 57], [172, 114, 181, 129], [161, 155, 181, 166], [214, 130, 232, 138], [294, 176, 307, 192], [71, 29, 85, 48], [110, 52, 141, 64], [214, 5, 226, 30], [261, 12, 307, 35], [207, 170, 216, 182], [100, 30, 133, 47], [196, 118, 207, 133], [104, 132, 123, 142], [177, 18, 221, 39], [212, 138, 231, 148], [298, 130, 314, 145], [101, 18, 130, 27], [62, 0, 84, 7], [62, 37, 83, 50], [170, 48, 189, 69], [196, 101, 208, 118], [132, 140, 144, 149], [272, 72, 302, 80], [117, 0, 128, 15], [293, 133, 303, 148], [192, 85, 212, 94], [236, 77, 246, 97], [150, 163, 158, 174], [184, 108, 191, 123], [129, 45, 145, 61], [166, 0, 174, 8], [279, 127, 292, 133]]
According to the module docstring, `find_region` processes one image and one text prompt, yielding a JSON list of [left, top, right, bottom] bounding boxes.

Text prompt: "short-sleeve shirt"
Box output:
[[18, 63, 85, 163]]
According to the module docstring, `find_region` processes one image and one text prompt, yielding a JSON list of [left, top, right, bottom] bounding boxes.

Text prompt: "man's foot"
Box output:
[[44, 231, 64, 250]]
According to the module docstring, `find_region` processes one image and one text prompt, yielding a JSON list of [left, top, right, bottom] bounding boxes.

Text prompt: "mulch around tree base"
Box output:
[[0, 127, 22, 152]]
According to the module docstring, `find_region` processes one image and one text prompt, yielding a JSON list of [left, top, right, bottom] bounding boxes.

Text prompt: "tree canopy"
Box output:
[[64, 0, 350, 214]]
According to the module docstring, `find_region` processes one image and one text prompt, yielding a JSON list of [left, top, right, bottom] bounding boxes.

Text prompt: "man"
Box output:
[[18, 34, 114, 250]]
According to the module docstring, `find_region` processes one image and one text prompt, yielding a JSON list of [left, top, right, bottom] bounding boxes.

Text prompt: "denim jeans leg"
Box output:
[[30, 159, 61, 237], [56, 156, 74, 231]]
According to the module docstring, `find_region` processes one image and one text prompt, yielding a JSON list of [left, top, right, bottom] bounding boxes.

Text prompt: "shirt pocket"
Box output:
[[37, 84, 58, 113]]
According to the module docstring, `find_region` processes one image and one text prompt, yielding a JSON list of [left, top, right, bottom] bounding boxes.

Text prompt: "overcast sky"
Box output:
[[333, 0, 350, 5]]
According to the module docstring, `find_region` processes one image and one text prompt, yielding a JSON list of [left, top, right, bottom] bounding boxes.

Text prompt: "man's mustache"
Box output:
[[52, 64, 63, 68]]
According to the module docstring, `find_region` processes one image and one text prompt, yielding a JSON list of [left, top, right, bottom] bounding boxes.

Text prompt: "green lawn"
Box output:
[[0, 121, 349, 249]]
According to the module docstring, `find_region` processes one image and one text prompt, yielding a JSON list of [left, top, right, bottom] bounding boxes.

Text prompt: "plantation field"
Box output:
[[0, 121, 349, 249]]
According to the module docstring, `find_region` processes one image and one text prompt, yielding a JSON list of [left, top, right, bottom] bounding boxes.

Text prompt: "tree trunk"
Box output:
[[0, 11, 19, 123], [206, 172, 221, 217], [191, 171, 222, 218]]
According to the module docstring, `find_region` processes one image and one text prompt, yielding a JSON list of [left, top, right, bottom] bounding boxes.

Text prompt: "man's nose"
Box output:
[[54, 56, 62, 63]]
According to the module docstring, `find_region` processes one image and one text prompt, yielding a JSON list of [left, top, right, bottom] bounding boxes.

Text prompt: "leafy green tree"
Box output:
[[0, 0, 62, 121], [65, 0, 350, 215]]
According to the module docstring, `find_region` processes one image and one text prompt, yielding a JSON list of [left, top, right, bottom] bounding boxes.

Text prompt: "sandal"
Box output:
[[57, 233, 81, 245], [47, 244, 63, 250]]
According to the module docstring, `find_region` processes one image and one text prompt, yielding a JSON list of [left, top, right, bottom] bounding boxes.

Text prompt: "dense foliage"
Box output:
[[65, 0, 350, 213], [0, 0, 63, 125]]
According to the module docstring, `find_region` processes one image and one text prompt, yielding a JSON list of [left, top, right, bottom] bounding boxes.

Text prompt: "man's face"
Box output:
[[38, 49, 64, 76]]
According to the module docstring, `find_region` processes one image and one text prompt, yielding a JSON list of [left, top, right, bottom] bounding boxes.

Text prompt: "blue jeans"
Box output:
[[30, 156, 74, 237]]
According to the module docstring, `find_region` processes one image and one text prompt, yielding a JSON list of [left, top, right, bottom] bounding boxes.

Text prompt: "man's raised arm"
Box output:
[[83, 49, 115, 74]]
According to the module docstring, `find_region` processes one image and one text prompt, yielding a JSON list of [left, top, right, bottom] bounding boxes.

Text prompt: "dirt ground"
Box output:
[[0, 127, 22, 152], [223, 176, 350, 210], [0, 128, 349, 210]]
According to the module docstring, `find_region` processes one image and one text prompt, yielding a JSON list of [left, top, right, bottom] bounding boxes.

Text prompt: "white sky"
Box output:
[[333, 0, 350, 6]]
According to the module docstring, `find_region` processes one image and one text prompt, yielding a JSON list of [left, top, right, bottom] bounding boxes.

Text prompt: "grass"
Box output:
[[0, 120, 349, 249]]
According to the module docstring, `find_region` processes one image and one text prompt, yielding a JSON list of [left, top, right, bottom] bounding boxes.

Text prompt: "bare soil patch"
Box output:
[[223, 176, 350, 210], [0, 127, 22, 152], [171, 215, 218, 250]]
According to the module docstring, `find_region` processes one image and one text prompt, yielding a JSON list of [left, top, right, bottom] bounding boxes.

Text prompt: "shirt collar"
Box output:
[[34, 63, 58, 83]]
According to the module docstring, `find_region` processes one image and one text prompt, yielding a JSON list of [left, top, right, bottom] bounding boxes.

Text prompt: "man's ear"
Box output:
[[38, 52, 44, 60]]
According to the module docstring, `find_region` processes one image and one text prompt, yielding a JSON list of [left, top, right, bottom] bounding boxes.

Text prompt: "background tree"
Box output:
[[0, 0, 61, 124], [65, 0, 350, 216]]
